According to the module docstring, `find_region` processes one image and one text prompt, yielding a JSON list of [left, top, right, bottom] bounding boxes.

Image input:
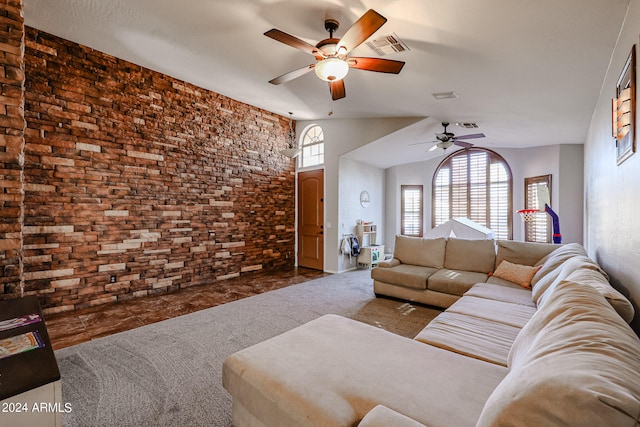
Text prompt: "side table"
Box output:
[[0, 296, 62, 427]]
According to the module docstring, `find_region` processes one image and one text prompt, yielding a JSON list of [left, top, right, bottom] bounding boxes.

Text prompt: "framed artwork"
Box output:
[[613, 45, 636, 165]]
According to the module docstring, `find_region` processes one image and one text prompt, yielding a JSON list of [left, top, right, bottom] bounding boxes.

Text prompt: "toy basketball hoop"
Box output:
[[517, 209, 540, 223]]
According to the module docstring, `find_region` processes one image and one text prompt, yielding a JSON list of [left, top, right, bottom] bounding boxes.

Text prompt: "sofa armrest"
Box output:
[[359, 405, 428, 427], [378, 258, 401, 268]]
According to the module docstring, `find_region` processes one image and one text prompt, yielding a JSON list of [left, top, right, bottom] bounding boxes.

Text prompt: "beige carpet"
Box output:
[[55, 269, 441, 427]]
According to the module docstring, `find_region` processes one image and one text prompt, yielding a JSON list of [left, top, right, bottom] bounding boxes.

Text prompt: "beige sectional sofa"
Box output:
[[372, 236, 559, 308], [222, 242, 640, 427]]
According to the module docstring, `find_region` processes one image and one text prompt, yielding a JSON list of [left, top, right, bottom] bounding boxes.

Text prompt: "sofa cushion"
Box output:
[[223, 314, 508, 427], [414, 311, 521, 367], [393, 236, 447, 268], [495, 239, 558, 267], [484, 275, 522, 288], [561, 267, 634, 323], [427, 269, 488, 296], [531, 242, 589, 287], [358, 405, 427, 427], [532, 255, 603, 304], [444, 238, 496, 273], [446, 296, 536, 328], [371, 264, 437, 290], [533, 242, 588, 267], [464, 283, 535, 307], [478, 280, 640, 427], [492, 260, 541, 289]]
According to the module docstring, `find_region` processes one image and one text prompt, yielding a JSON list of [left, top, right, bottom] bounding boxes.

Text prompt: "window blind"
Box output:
[[401, 185, 423, 236], [433, 148, 512, 239]]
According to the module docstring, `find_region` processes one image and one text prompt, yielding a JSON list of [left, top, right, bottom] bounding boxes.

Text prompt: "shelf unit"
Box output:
[[356, 223, 377, 247], [356, 223, 382, 269]]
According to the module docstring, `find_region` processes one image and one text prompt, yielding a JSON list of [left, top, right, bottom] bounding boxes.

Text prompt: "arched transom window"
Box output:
[[433, 148, 512, 239], [299, 124, 324, 168]]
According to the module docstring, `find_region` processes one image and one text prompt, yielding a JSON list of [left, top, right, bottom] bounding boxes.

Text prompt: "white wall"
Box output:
[[338, 157, 385, 271], [558, 144, 585, 244], [584, 0, 640, 332], [296, 117, 422, 273], [384, 145, 584, 252], [385, 159, 438, 251]]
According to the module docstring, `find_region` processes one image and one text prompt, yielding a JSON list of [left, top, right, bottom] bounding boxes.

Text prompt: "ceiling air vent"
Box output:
[[456, 122, 479, 129], [365, 33, 409, 56], [432, 91, 458, 100]]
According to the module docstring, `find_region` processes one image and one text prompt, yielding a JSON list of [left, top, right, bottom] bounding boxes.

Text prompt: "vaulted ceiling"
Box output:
[[26, 0, 629, 167]]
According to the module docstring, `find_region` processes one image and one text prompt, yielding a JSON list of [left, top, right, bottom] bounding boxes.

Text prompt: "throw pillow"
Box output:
[[493, 260, 541, 289]]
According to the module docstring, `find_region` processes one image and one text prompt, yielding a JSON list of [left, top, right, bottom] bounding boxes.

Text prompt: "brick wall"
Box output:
[[6, 27, 296, 314], [0, 0, 25, 296]]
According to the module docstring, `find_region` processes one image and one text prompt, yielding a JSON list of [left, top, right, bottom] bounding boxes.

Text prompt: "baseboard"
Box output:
[[326, 267, 359, 274]]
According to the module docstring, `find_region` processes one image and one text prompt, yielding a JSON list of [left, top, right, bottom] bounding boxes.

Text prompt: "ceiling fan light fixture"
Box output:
[[280, 112, 301, 159], [314, 57, 349, 82], [280, 147, 302, 158], [429, 140, 454, 152], [440, 141, 454, 149]]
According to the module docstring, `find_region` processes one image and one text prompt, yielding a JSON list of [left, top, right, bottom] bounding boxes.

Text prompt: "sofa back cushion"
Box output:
[[444, 238, 496, 273], [561, 267, 634, 324], [477, 280, 640, 426], [495, 240, 558, 267], [531, 242, 589, 287], [531, 255, 604, 304], [393, 236, 446, 268]]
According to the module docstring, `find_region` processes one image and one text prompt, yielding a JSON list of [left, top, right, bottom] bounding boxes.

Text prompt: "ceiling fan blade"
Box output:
[[268, 64, 315, 85], [452, 133, 485, 140], [264, 29, 321, 57], [329, 80, 346, 100], [453, 140, 474, 149], [336, 9, 387, 54], [408, 141, 431, 146], [348, 57, 405, 74]]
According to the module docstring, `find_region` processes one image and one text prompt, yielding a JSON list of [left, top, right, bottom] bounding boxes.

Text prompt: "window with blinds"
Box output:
[[432, 148, 512, 239], [401, 185, 423, 236], [524, 175, 552, 243]]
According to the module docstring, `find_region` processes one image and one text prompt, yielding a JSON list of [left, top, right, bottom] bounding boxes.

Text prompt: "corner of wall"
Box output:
[[0, 0, 26, 297]]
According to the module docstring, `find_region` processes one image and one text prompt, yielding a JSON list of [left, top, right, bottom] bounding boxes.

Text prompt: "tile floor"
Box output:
[[44, 267, 329, 350]]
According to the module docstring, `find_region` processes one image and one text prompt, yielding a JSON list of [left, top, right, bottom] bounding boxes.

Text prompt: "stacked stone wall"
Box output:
[[8, 27, 295, 313]]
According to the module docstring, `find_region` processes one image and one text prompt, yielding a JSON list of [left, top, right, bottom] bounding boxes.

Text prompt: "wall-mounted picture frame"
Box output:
[[613, 45, 636, 165]]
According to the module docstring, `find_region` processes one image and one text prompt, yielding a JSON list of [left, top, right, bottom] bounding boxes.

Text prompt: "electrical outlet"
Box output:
[[109, 275, 116, 283]]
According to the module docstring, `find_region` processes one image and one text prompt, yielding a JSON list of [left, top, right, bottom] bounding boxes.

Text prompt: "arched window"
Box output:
[[299, 124, 324, 168], [433, 148, 512, 239]]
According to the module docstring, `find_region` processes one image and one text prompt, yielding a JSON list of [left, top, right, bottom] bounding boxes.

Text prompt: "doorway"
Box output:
[[297, 169, 324, 270]]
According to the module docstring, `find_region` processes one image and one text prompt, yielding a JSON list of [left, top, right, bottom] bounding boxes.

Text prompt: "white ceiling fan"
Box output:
[[411, 122, 485, 151]]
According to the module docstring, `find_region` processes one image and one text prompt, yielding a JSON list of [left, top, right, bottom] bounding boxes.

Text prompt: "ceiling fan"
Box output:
[[264, 9, 405, 101], [411, 122, 486, 151]]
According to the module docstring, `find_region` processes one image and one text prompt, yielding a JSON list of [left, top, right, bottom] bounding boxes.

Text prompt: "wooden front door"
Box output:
[[298, 169, 324, 270]]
